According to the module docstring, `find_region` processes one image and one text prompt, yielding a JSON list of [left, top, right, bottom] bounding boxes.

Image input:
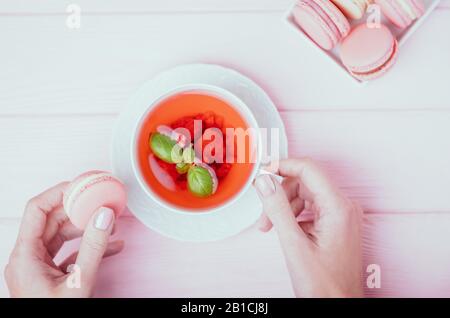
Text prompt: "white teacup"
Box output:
[[130, 84, 265, 215]]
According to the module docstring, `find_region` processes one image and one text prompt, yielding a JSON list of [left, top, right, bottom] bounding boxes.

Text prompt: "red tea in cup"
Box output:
[[136, 90, 257, 211]]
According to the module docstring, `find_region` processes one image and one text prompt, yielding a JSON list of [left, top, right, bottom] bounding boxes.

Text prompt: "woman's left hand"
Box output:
[[4, 182, 124, 297]]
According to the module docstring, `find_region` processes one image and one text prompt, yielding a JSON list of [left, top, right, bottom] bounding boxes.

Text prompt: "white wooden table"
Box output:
[[1, 0, 450, 297]]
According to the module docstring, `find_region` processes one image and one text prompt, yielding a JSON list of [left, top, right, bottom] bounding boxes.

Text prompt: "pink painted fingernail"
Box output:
[[94, 207, 114, 230], [254, 174, 276, 197]]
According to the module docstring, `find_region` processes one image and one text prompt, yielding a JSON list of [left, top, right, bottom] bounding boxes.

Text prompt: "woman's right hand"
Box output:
[[254, 158, 364, 297]]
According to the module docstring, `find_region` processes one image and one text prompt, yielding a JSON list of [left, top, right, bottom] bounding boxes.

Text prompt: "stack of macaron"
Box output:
[[291, 0, 426, 80], [375, 0, 425, 29]]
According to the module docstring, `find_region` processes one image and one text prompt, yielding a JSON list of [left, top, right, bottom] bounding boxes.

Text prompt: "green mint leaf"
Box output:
[[187, 166, 214, 197], [149, 132, 183, 163]]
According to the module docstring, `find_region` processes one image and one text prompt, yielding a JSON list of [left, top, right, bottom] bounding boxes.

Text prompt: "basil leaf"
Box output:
[[183, 146, 196, 164], [176, 162, 190, 174], [187, 166, 214, 197], [149, 132, 183, 163]]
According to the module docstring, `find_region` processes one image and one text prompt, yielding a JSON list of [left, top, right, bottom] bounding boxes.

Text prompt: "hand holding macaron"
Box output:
[[5, 173, 127, 298]]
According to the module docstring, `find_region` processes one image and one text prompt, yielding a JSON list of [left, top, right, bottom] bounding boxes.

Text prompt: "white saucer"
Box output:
[[112, 64, 288, 242]]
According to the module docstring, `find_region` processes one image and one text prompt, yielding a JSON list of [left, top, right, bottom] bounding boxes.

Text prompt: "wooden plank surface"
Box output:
[[1, 112, 450, 218], [1, 0, 449, 299], [0, 0, 292, 13], [283, 111, 450, 214], [0, 0, 448, 13], [0, 11, 449, 114], [2, 213, 450, 298]]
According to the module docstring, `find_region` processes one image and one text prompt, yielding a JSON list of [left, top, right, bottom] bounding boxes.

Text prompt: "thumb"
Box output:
[[254, 175, 307, 244], [75, 207, 115, 288]]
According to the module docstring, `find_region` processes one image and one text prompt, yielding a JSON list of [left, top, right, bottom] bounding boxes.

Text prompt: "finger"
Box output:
[[282, 177, 299, 201], [59, 240, 124, 273], [253, 174, 308, 245], [304, 200, 313, 211], [19, 182, 69, 241], [298, 221, 315, 236], [261, 168, 300, 202], [279, 159, 342, 212], [276, 158, 339, 201], [75, 207, 115, 287], [46, 222, 84, 257], [46, 222, 118, 258], [42, 206, 69, 245], [291, 197, 305, 216], [257, 197, 305, 232], [297, 180, 315, 203], [256, 213, 272, 232]]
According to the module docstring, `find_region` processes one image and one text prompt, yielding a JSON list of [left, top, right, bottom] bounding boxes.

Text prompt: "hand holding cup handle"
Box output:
[[253, 158, 364, 297]]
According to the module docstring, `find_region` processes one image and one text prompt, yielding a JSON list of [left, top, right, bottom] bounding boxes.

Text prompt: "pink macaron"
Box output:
[[292, 0, 351, 50], [340, 23, 398, 81], [330, 0, 371, 20], [63, 171, 127, 229], [375, 0, 425, 29]]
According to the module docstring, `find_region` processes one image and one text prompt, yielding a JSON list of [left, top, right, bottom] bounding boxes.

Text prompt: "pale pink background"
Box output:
[[1, 0, 450, 297]]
